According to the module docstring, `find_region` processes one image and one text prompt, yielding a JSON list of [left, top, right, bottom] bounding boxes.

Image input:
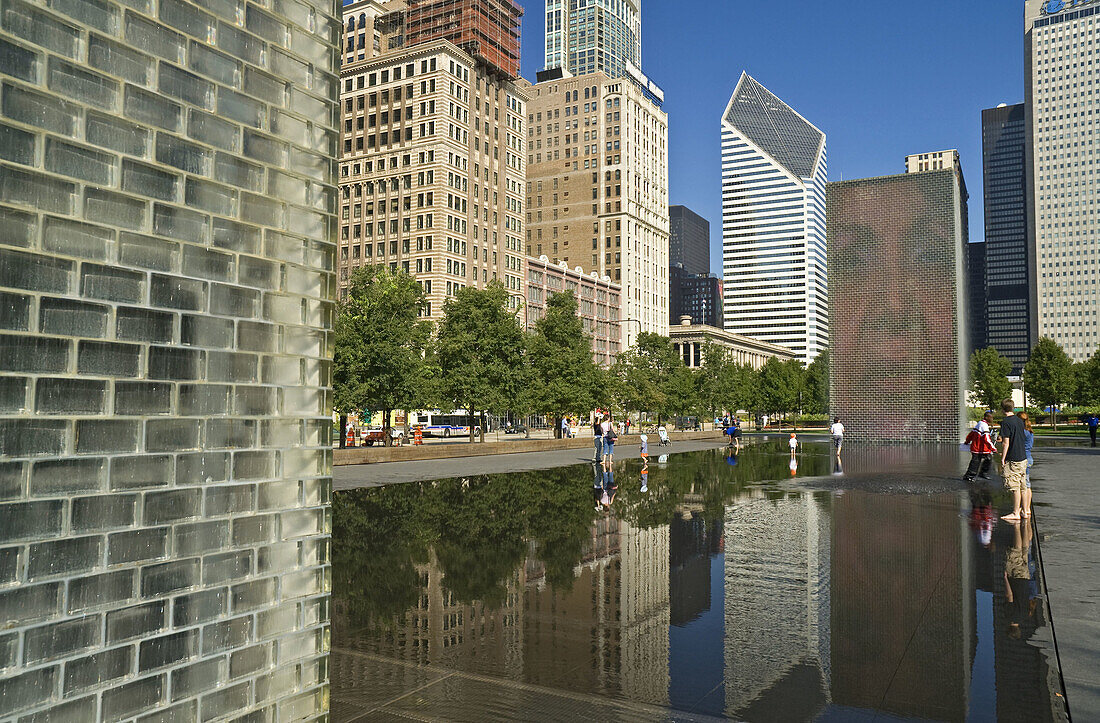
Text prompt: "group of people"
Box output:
[[964, 398, 1035, 521]]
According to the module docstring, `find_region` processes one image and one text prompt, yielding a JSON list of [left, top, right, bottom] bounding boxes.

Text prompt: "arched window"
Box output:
[[347, 16, 355, 31]]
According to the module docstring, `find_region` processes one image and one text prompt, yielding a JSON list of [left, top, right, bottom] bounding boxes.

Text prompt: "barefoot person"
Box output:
[[999, 398, 1028, 521]]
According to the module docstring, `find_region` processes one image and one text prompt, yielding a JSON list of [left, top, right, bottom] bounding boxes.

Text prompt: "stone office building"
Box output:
[[338, 0, 528, 321], [0, 0, 337, 720]]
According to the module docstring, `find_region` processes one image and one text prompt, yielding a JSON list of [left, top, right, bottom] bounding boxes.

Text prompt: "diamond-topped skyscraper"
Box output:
[[720, 73, 827, 362]]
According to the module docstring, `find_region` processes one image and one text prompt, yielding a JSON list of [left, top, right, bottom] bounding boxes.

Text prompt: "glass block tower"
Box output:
[[0, 0, 337, 718], [721, 72, 827, 362], [1026, 0, 1100, 361], [544, 0, 641, 80]]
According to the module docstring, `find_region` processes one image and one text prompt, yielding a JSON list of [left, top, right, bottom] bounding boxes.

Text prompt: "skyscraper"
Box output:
[[981, 103, 1033, 370], [524, 73, 670, 346], [968, 240, 989, 354], [670, 266, 722, 328], [721, 73, 827, 362], [1026, 0, 1100, 362], [338, 1, 529, 321], [544, 0, 641, 80], [828, 170, 969, 443], [669, 205, 710, 276]]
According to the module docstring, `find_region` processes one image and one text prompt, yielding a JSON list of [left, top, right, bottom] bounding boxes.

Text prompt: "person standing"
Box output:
[[602, 414, 617, 465], [999, 398, 1029, 521], [830, 417, 845, 456], [592, 415, 604, 462], [1087, 413, 1099, 447], [1020, 412, 1035, 519]]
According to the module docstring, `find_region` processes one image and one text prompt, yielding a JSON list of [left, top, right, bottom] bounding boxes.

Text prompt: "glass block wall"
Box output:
[[0, 0, 339, 718]]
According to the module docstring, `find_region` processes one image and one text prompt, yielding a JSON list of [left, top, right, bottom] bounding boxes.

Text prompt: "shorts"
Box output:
[[832, 435, 843, 449], [1003, 460, 1028, 492], [603, 439, 615, 456]]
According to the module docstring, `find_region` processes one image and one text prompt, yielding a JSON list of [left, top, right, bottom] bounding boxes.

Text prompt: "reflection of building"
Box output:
[[721, 72, 828, 363], [1026, 1, 1099, 362], [981, 104, 1032, 372], [669, 317, 797, 369], [670, 265, 722, 328], [523, 517, 670, 706], [522, 71, 670, 347], [669, 205, 711, 276], [827, 170, 969, 442], [724, 495, 831, 720], [669, 514, 720, 626], [525, 255, 621, 367], [831, 491, 972, 721], [338, 1, 528, 320]]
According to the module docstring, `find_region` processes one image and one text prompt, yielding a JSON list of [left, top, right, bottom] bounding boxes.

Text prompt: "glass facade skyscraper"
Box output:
[[981, 103, 1033, 371], [544, 0, 641, 80], [1026, 0, 1100, 361], [720, 73, 827, 362]]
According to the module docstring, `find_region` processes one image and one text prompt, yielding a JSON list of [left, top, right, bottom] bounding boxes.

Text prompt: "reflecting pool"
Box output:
[[331, 440, 1068, 722]]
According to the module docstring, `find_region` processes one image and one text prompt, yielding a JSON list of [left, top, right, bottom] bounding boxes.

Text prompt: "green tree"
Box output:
[[1024, 337, 1076, 429], [610, 332, 693, 424], [526, 291, 603, 438], [759, 357, 805, 420], [436, 283, 527, 442], [969, 347, 1013, 412], [1075, 348, 1100, 406], [717, 362, 760, 418], [804, 351, 829, 415], [333, 266, 433, 446], [696, 344, 729, 424]]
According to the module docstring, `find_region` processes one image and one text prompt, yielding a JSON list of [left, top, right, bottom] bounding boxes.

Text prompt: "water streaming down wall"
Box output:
[[0, 0, 339, 718]]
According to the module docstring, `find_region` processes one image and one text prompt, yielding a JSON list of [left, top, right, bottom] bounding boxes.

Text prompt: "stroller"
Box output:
[[657, 426, 672, 447]]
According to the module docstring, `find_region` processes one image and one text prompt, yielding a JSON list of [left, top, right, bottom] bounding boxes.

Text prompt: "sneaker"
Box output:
[[978, 474, 991, 480]]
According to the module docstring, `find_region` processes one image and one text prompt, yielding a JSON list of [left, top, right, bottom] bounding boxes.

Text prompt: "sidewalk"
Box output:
[[1032, 444, 1100, 720], [333, 437, 731, 489]]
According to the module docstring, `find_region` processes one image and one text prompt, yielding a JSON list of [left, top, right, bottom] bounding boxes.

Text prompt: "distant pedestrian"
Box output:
[[963, 412, 996, 481], [830, 417, 845, 456], [561, 416, 569, 439], [601, 414, 616, 464], [1087, 413, 1099, 447], [999, 398, 1029, 521], [592, 415, 603, 462], [789, 432, 798, 453]]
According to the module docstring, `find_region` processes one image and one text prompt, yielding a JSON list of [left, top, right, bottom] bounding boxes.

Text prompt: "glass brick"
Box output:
[[113, 381, 172, 416], [47, 0, 119, 35], [115, 307, 175, 344], [209, 283, 259, 317], [34, 378, 108, 418], [42, 216, 113, 262], [0, 666, 59, 715], [75, 419, 140, 455], [86, 112, 150, 157], [170, 586, 226, 626], [121, 160, 180, 202], [203, 417, 256, 451], [204, 484, 254, 517], [170, 658, 224, 702], [76, 340, 141, 377], [3, 80, 82, 139], [119, 232, 179, 273], [200, 681, 251, 722], [233, 385, 276, 415], [0, 207, 38, 249], [109, 454, 171, 490], [154, 135, 210, 177], [188, 40, 240, 88], [26, 535, 103, 582], [63, 646, 132, 695], [230, 515, 274, 547], [147, 346, 203, 381], [178, 383, 230, 415], [181, 315, 234, 349], [0, 418, 68, 457], [88, 34, 153, 85], [22, 617, 101, 665], [214, 151, 264, 191], [0, 163, 77, 214], [144, 418, 201, 450], [184, 178, 237, 218], [158, 64, 214, 111], [205, 352, 258, 385], [232, 450, 275, 480], [288, 88, 329, 124], [85, 188, 148, 231], [200, 614, 252, 654], [288, 24, 329, 68], [274, 629, 319, 665], [240, 193, 285, 227], [38, 299, 110, 339], [142, 488, 201, 525], [67, 569, 136, 613], [260, 357, 299, 386], [138, 629, 198, 672], [81, 263, 146, 305], [239, 256, 280, 289], [47, 58, 120, 112], [187, 108, 240, 152], [212, 218, 261, 254], [72, 494, 137, 532], [0, 121, 35, 166], [107, 527, 168, 566], [255, 541, 296, 574], [44, 137, 118, 186], [244, 4, 285, 42], [0, 459, 25, 499], [181, 242, 235, 282], [158, 0, 214, 41], [0, 291, 32, 333], [259, 421, 299, 451], [174, 452, 228, 485], [0, 35, 41, 83], [124, 10, 185, 62], [288, 146, 327, 182], [101, 675, 165, 722], [150, 274, 206, 312], [124, 84, 183, 132], [140, 558, 199, 598], [2, 0, 81, 59], [105, 600, 166, 644], [0, 631, 18, 670], [215, 86, 264, 129], [137, 700, 196, 723], [214, 21, 264, 66]]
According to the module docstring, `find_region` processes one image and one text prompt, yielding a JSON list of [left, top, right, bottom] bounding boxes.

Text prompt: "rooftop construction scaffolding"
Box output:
[[405, 0, 523, 78]]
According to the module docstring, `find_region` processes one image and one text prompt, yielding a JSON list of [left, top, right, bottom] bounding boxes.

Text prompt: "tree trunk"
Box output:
[[339, 415, 347, 449], [479, 411, 486, 443], [1053, 403, 1058, 431], [469, 405, 476, 443]]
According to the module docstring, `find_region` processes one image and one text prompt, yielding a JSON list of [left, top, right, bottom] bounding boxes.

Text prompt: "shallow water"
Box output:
[[331, 441, 1068, 722]]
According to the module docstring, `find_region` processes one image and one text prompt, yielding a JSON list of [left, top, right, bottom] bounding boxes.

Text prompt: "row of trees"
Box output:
[[333, 267, 828, 444], [969, 339, 1100, 427]]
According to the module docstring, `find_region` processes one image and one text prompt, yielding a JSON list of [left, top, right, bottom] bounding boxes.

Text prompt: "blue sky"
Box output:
[[519, 0, 1025, 272]]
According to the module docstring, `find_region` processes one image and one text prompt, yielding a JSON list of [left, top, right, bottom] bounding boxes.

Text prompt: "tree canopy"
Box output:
[[969, 347, 1013, 412], [1024, 337, 1076, 428], [525, 290, 604, 424]]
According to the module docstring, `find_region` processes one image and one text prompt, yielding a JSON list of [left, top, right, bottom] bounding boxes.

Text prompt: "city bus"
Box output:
[[408, 410, 484, 438]]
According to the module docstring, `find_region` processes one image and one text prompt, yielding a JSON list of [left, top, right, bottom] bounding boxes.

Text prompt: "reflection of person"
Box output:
[[640, 463, 648, 493], [726, 448, 738, 467], [829, 177, 958, 438], [999, 398, 1028, 521], [968, 485, 994, 548], [830, 417, 844, 456], [1004, 519, 1037, 640], [789, 454, 798, 476], [963, 412, 996, 481], [831, 454, 844, 477]]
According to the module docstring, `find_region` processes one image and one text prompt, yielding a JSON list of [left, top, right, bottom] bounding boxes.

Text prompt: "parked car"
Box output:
[[503, 422, 527, 435]]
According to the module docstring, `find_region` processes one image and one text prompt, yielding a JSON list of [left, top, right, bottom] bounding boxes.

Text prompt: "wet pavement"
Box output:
[[331, 440, 1071, 722]]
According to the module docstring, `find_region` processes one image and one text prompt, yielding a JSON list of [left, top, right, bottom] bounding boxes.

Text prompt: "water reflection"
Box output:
[[332, 442, 1066, 722]]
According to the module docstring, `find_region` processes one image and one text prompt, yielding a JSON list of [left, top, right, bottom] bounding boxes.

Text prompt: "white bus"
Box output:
[[408, 410, 484, 438]]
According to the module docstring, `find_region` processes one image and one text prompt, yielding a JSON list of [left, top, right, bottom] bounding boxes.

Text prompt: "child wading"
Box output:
[[963, 412, 996, 481]]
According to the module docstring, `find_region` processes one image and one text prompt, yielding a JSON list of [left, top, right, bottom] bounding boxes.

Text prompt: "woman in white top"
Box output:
[[830, 417, 844, 456]]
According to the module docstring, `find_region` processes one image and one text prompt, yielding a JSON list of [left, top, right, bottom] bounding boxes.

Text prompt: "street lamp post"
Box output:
[[507, 292, 528, 329], [617, 318, 643, 350]]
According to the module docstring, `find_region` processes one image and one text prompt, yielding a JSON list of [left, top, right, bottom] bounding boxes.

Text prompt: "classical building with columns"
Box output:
[[669, 317, 797, 369]]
